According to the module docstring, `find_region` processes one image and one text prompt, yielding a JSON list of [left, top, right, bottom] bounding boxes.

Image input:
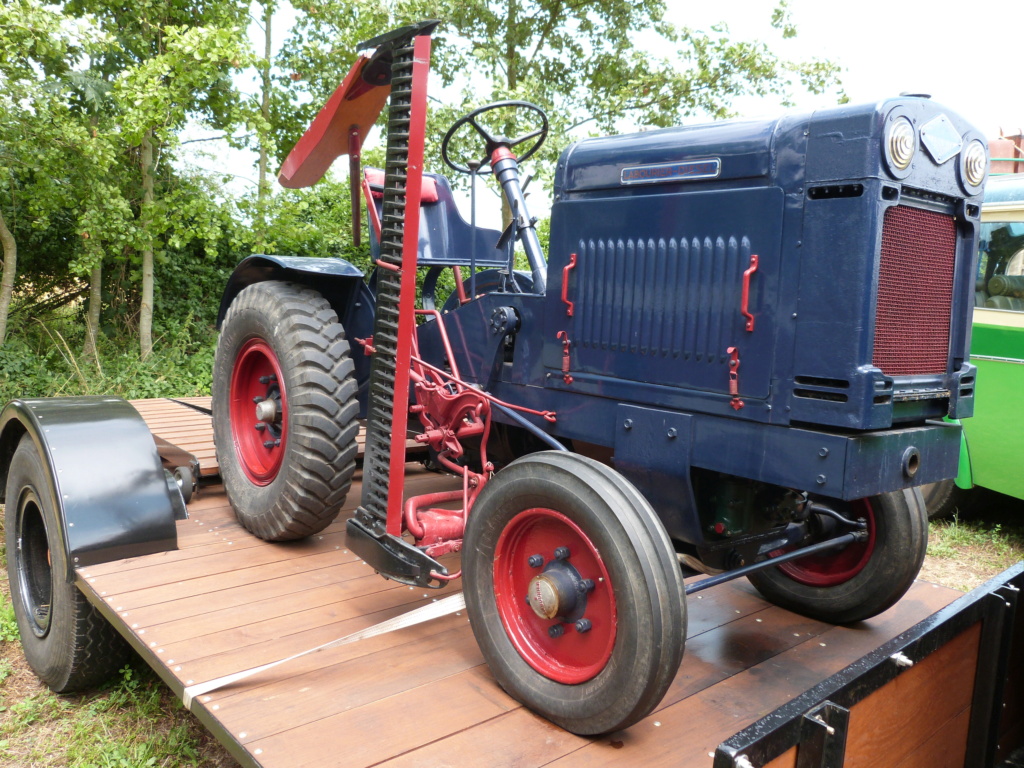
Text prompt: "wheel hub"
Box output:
[[527, 566, 582, 620], [229, 339, 288, 485], [493, 508, 616, 684]]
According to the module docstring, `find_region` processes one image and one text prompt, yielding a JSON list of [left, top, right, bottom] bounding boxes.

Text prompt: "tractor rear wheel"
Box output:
[[5, 435, 128, 692], [747, 489, 928, 624], [463, 452, 686, 735], [213, 281, 359, 541]]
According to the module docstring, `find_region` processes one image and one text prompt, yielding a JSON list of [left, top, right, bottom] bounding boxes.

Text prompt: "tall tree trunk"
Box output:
[[255, 1, 273, 252], [0, 206, 16, 347], [140, 129, 156, 360], [82, 264, 102, 364]]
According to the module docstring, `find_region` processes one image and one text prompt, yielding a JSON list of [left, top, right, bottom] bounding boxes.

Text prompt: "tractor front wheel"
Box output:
[[213, 281, 359, 541], [463, 452, 686, 735], [747, 489, 928, 624]]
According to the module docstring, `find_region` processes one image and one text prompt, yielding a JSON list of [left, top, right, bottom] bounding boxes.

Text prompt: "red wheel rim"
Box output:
[[493, 508, 616, 684], [229, 338, 287, 485], [778, 499, 876, 587]]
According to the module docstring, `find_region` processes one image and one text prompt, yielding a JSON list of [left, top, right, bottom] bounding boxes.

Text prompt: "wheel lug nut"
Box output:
[[580, 579, 595, 593], [254, 423, 266, 432], [527, 554, 544, 568], [574, 618, 592, 633], [554, 547, 570, 560], [259, 375, 277, 384], [253, 396, 263, 404], [548, 624, 564, 639]]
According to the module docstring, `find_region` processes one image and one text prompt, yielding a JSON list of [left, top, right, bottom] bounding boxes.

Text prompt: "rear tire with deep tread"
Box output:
[[5, 435, 129, 692], [213, 281, 359, 541]]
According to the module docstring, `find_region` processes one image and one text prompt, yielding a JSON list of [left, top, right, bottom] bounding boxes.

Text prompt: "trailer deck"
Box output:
[[68, 401, 976, 767]]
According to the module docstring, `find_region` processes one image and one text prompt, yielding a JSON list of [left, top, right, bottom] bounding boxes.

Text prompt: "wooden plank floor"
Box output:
[[74, 465, 964, 768], [130, 397, 219, 477]]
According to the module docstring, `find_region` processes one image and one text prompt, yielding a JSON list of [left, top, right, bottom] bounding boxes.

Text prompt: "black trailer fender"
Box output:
[[0, 397, 180, 581]]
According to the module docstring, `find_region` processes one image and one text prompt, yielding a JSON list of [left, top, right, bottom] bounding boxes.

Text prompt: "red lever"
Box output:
[[741, 254, 759, 332], [561, 253, 578, 317]]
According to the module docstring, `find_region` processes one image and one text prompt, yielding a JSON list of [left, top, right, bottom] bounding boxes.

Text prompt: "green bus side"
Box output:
[[962, 317, 1024, 500]]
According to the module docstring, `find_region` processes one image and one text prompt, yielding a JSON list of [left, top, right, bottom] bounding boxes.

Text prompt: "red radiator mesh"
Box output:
[[872, 206, 956, 376]]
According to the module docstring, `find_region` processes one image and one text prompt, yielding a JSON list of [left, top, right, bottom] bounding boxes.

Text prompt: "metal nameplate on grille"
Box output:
[[920, 114, 963, 164], [620, 158, 721, 185]]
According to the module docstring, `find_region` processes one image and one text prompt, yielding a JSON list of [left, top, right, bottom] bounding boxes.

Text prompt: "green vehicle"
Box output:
[[924, 174, 1024, 516]]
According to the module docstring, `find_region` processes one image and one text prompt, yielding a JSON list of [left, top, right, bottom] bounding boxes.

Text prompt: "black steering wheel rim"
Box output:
[[441, 100, 549, 174]]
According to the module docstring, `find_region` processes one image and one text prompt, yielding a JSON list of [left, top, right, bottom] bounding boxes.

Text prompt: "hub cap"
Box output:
[[779, 499, 876, 587], [17, 491, 52, 638], [493, 508, 616, 684], [230, 338, 287, 485]]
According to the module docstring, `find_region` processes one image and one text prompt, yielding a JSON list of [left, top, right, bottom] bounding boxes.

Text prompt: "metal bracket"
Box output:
[[796, 701, 849, 768], [727, 346, 743, 410], [556, 331, 573, 384]]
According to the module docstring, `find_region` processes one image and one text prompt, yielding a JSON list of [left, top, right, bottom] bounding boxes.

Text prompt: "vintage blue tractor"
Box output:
[[206, 22, 984, 735]]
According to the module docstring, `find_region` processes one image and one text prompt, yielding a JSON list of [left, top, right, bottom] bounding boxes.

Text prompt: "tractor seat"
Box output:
[[364, 168, 510, 269]]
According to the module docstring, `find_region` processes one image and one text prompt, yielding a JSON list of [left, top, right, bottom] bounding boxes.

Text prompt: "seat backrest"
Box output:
[[364, 168, 511, 269]]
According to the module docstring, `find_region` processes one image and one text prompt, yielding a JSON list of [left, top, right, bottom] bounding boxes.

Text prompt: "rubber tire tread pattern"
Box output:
[[747, 488, 928, 624], [463, 451, 686, 735], [213, 281, 359, 541], [5, 435, 129, 692]]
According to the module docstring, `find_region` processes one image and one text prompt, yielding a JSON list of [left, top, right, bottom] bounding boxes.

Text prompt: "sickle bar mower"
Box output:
[[204, 21, 985, 736]]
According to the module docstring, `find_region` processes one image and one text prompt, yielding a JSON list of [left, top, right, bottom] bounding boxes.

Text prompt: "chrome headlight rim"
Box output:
[[958, 138, 988, 194], [883, 114, 917, 179]]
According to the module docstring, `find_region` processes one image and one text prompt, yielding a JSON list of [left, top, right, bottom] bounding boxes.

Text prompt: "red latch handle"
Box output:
[[727, 346, 743, 410], [741, 254, 759, 332], [561, 253, 578, 317], [557, 331, 574, 384]]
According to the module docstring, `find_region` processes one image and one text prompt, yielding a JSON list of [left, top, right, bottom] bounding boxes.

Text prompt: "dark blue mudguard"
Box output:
[[0, 397, 180, 581], [217, 254, 377, 414]]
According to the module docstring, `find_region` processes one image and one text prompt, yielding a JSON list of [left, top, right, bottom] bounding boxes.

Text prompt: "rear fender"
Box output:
[[0, 397, 180, 582], [217, 254, 377, 414]]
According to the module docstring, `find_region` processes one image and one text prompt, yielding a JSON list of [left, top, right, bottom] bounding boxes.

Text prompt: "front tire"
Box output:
[[213, 281, 359, 541], [5, 435, 128, 692], [463, 452, 686, 735], [748, 489, 928, 624]]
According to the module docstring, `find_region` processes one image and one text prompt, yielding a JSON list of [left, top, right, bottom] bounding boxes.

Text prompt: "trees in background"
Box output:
[[0, 0, 842, 394]]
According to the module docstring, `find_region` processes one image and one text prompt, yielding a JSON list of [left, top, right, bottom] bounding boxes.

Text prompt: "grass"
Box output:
[[0, 515, 238, 768]]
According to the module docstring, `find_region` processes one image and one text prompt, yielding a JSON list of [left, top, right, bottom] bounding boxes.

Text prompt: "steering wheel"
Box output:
[[441, 100, 549, 174]]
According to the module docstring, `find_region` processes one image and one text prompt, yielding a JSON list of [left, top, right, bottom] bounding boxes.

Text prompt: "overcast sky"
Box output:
[[674, 0, 1020, 139]]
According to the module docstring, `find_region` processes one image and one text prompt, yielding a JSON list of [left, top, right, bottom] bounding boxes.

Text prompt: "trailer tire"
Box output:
[[748, 489, 928, 624], [463, 452, 686, 735], [213, 281, 359, 541], [920, 478, 974, 520], [5, 435, 129, 692]]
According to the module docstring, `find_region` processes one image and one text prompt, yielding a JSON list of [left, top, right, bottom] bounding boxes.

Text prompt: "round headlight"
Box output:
[[963, 140, 987, 188], [886, 117, 917, 172]]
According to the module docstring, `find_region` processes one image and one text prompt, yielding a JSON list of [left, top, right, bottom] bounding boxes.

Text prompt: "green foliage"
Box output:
[[0, 593, 19, 644], [0, 662, 210, 767]]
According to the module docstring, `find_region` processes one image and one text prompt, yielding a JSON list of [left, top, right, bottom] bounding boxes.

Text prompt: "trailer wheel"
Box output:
[[747, 489, 928, 623], [920, 478, 973, 520], [213, 281, 359, 541], [463, 452, 686, 735], [4, 435, 128, 692]]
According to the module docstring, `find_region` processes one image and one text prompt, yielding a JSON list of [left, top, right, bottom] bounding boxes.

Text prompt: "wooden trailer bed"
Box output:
[[74, 470, 964, 768]]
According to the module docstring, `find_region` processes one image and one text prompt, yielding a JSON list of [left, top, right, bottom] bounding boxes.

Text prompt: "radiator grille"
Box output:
[[575, 235, 749, 361], [872, 205, 956, 376]]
